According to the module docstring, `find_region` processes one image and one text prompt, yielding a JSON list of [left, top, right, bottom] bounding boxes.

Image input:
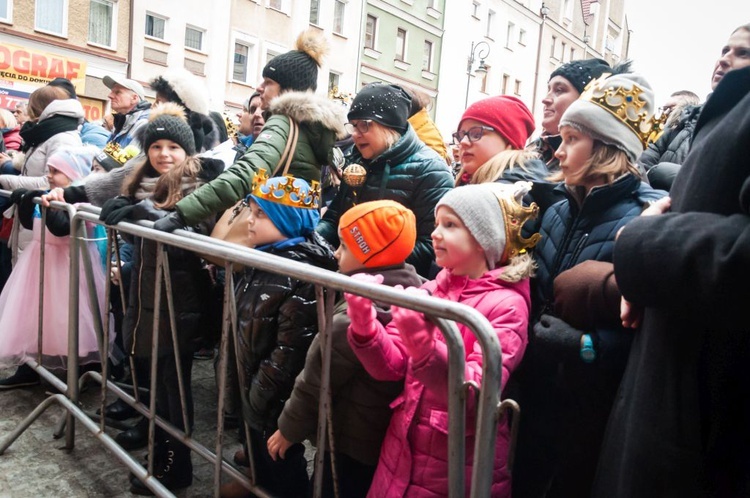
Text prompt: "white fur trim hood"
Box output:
[[269, 91, 347, 140]]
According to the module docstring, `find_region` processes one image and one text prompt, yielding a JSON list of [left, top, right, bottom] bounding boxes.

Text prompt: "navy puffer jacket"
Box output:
[[317, 125, 453, 277]]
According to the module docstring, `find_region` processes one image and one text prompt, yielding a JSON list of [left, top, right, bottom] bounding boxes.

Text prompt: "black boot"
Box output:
[[115, 416, 149, 450], [130, 439, 193, 495], [0, 364, 40, 390], [98, 398, 139, 421]]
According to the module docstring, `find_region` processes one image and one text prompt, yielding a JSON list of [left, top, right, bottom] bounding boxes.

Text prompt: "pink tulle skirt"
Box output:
[[0, 219, 111, 371]]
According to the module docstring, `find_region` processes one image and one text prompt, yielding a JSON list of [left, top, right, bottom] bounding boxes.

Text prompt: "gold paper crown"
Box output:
[[249, 170, 321, 210], [102, 142, 140, 165], [495, 183, 541, 263], [580, 75, 659, 148], [223, 112, 238, 140]]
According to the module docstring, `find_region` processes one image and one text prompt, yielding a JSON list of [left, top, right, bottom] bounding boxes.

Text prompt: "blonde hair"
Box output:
[[456, 149, 540, 186], [0, 108, 17, 128], [368, 121, 402, 158], [548, 139, 639, 185], [499, 252, 536, 283]]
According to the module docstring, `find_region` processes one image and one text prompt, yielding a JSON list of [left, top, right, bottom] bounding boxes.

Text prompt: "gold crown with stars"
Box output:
[[496, 181, 541, 263], [580, 74, 660, 148], [249, 170, 321, 210]]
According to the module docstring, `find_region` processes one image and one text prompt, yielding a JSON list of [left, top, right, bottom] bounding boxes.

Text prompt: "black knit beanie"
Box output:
[[262, 30, 327, 93], [48, 77, 77, 99], [550, 58, 611, 94], [347, 83, 412, 134], [142, 102, 196, 156]]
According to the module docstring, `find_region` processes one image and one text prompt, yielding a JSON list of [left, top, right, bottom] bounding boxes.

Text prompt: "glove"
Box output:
[[532, 314, 584, 363], [153, 210, 186, 232], [99, 196, 133, 222], [393, 291, 436, 363], [344, 273, 383, 340], [9, 188, 29, 205], [18, 189, 45, 230]]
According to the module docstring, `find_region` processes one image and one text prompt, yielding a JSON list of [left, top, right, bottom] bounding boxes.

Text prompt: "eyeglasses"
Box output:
[[451, 126, 495, 145], [344, 120, 373, 135]]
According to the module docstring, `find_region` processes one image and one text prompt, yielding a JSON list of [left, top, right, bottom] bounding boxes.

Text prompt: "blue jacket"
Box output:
[[533, 173, 666, 365], [317, 125, 453, 277]]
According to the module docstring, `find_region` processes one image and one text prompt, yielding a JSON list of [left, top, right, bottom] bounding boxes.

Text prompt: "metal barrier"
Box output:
[[0, 191, 516, 498]]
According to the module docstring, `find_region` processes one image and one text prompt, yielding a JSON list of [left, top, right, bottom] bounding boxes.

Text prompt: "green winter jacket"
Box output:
[[176, 91, 346, 225]]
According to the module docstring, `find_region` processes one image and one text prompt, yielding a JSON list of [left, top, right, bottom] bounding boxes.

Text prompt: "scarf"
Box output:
[[19, 115, 80, 152]]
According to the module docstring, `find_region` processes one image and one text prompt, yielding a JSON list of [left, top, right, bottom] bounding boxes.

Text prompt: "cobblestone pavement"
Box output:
[[0, 359, 310, 497]]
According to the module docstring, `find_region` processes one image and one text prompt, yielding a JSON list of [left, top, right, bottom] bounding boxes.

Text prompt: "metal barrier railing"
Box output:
[[0, 190, 515, 498]]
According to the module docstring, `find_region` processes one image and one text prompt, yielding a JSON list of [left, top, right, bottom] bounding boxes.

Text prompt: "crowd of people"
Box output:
[[0, 22, 748, 498]]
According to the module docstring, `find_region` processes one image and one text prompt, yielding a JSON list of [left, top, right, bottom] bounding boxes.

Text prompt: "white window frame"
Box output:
[[267, 0, 290, 15], [364, 14, 377, 49], [328, 71, 340, 94], [88, 0, 116, 48], [309, 0, 320, 25], [35, 0, 68, 37], [422, 40, 433, 72], [185, 25, 206, 52], [519, 28, 526, 46], [395, 27, 407, 62], [229, 33, 258, 85], [472, 1, 480, 18], [0, 0, 13, 24], [145, 12, 167, 40], [486, 10, 495, 39], [505, 21, 514, 48], [333, 0, 346, 35]]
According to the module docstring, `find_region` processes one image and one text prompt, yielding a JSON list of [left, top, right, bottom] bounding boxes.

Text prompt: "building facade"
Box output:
[[0, 0, 131, 121]]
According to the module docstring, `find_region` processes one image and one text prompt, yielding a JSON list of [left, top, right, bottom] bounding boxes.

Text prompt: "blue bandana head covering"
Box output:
[[248, 176, 320, 238]]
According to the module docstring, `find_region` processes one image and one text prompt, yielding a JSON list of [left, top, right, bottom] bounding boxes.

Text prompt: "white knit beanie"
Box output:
[[559, 73, 655, 162], [436, 182, 534, 270]]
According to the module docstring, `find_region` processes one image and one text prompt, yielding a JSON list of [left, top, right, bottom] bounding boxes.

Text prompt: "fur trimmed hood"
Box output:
[[269, 92, 347, 140], [151, 68, 210, 116]]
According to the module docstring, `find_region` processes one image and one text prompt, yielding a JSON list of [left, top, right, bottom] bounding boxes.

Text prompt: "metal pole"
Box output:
[[532, 12, 547, 114], [465, 41, 475, 109]]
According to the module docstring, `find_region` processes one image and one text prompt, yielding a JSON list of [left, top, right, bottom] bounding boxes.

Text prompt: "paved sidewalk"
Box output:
[[0, 360, 280, 497]]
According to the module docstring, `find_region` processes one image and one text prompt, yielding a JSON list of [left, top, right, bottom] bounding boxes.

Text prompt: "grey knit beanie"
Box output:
[[559, 72, 655, 162], [437, 182, 536, 270]]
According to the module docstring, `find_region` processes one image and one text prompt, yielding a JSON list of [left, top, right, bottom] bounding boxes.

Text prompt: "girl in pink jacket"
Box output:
[[345, 181, 540, 497]]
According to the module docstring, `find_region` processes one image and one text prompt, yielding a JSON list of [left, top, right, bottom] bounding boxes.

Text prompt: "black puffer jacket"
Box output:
[[638, 104, 702, 172], [317, 125, 453, 277], [234, 233, 337, 433], [122, 158, 223, 358]]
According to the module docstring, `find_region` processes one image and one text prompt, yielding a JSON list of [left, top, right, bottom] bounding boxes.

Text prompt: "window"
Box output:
[[185, 26, 204, 51], [309, 0, 320, 24], [422, 40, 433, 72], [514, 79, 522, 95], [570, 47, 575, 61], [145, 13, 166, 40], [486, 10, 495, 38], [505, 22, 514, 48], [1, 0, 13, 22], [550, 35, 557, 58], [519, 28, 526, 46], [606, 35, 615, 52], [396, 28, 407, 61], [268, 0, 282, 9], [480, 66, 489, 93], [563, 0, 573, 19], [427, 0, 436, 7], [472, 1, 480, 18], [328, 72, 340, 93], [35, 0, 66, 35], [89, 0, 114, 47], [233, 42, 250, 82], [365, 15, 377, 49], [333, 0, 345, 35], [502, 73, 509, 94], [561, 41, 566, 61]]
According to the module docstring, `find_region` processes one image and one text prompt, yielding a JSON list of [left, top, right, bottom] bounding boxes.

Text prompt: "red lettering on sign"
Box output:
[[30, 54, 47, 77], [0, 46, 10, 70], [48, 59, 66, 79], [12, 50, 30, 73], [66, 61, 81, 80]]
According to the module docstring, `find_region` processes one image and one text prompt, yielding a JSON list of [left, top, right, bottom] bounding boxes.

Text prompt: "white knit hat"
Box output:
[[559, 72, 655, 162]]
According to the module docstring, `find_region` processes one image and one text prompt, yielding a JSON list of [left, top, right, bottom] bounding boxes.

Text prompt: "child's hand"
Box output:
[[620, 297, 642, 329], [393, 287, 436, 363], [344, 273, 383, 339], [267, 430, 293, 461], [41, 188, 65, 207]]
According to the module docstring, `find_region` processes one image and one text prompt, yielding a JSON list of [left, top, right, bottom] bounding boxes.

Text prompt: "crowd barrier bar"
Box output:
[[0, 193, 513, 498]]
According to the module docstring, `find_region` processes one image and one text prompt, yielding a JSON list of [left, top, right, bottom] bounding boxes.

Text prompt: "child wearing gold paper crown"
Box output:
[[267, 200, 423, 498], [219, 172, 336, 498], [344, 182, 540, 497], [512, 69, 667, 497]]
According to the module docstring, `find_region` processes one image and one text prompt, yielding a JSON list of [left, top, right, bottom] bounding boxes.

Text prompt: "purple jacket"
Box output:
[[348, 267, 530, 497]]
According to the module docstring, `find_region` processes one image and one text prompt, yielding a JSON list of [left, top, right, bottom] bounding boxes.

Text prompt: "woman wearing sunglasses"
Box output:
[[316, 82, 454, 278]]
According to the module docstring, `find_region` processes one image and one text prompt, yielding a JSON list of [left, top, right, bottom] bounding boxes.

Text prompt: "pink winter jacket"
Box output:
[[348, 267, 530, 498]]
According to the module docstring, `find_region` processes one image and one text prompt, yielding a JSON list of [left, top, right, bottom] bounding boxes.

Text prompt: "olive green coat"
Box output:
[[176, 91, 346, 225]]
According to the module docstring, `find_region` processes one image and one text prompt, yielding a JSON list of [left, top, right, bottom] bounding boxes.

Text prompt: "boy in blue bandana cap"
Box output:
[[223, 172, 336, 497]]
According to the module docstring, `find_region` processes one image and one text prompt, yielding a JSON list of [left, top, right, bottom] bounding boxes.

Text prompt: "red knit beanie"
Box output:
[[459, 95, 535, 149], [339, 200, 416, 269]]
